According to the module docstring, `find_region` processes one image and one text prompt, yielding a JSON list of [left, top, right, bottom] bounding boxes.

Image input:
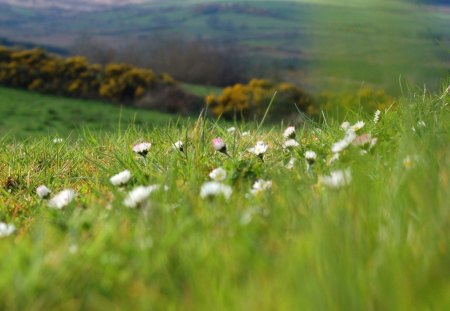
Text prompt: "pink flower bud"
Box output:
[[212, 138, 227, 154]]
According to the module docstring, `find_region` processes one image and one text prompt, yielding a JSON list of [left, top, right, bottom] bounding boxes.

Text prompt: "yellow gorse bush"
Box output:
[[0, 46, 175, 103], [206, 79, 315, 120]]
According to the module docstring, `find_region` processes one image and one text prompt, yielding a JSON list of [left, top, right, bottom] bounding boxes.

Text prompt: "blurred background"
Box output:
[[0, 0, 448, 134]]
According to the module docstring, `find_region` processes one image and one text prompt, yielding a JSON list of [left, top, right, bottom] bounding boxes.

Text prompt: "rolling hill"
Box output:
[[0, 0, 448, 92]]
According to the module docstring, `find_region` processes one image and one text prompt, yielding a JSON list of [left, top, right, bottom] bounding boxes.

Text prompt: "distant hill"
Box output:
[[0, 0, 448, 92]]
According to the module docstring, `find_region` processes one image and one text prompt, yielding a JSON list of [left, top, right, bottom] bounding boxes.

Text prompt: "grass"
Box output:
[[0, 87, 176, 139], [0, 85, 449, 310]]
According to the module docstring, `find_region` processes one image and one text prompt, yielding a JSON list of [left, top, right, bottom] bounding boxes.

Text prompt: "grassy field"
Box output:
[[0, 85, 449, 309], [0, 87, 176, 139], [0, 0, 447, 92]]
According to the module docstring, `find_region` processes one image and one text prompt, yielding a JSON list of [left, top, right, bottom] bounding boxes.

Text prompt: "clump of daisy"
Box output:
[[374, 110, 381, 124], [133, 142, 151, 157], [319, 169, 352, 189], [36, 185, 51, 199], [283, 126, 296, 139], [200, 182, 232, 200], [331, 129, 357, 154], [124, 185, 160, 208], [110, 170, 131, 186], [282, 139, 299, 149], [48, 189, 76, 209], [209, 167, 227, 182], [248, 141, 268, 160], [0, 222, 15, 238], [251, 179, 272, 195], [173, 141, 184, 152], [212, 137, 228, 155]]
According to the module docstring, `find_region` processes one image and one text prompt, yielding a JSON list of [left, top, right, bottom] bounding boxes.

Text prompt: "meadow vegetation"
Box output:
[[0, 85, 448, 310]]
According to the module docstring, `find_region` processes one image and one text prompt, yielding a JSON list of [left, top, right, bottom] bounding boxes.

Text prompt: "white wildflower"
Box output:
[[212, 137, 227, 154], [374, 110, 381, 124], [227, 127, 236, 134], [200, 182, 232, 199], [209, 167, 227, 182], [0, 222, 15, 237], [132, 142, 151, 156], [124, 185, 160, 208], [36, 185, 51, 199], [331, 129, 357, 153], [241, 131, 250, 137], [48, 189, 76, 209], [327, 153, 340, 165], [283, 126, 296, 139], [351, 121, 365, 132], [173, 141, 184, 152], [251, 179, 272, 195], [248, 141, 268, 156], [305, 150, 317, 165], [52, 138, 63, 144], [286, 157, 296, 170], [417, 121, 426, 128], [110, 170, 131, 186], [340, 121, 351, 131], [282, 139, 299, 149], [319, 169, 352, 189]]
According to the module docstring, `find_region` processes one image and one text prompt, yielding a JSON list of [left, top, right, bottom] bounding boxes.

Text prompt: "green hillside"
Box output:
[[0, 0, 447, 91], [0, 87, 175, 139]]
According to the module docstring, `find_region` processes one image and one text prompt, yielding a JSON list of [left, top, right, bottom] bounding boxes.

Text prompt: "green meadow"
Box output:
[[0, 87, 175, 139], [0, 84, 449, 310]]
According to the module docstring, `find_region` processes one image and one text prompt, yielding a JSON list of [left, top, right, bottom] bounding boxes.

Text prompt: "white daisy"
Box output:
[[200, 182, 232, 199], [327, 153, 340, 165], [282, 139, 299, 149], [110, 170, 131, 186], [227, 127, 236, 134], [173, 141, 184, 152], [283, 126, 296, 139], [351, 121, 365, 132], [248, 141, 268, 156], [36, 185, 51, 199], [52, 138, 63, 144], [331, 129, 357, 153], [305, 150, 317, 165], [319, 169, 352, 189], [212, 137, 227, 154], [0, 222, 15, 238], [209, 167, 227, 182], [286, 157, 296, 170], [48, 189, 76, 209], [123, 185, 160, 208], [251, 179, 272, 195], [340, 121, 351, 131], [132, 142, 151, 156], [241, 131, 250, 137], [374, 110, 381, 124]]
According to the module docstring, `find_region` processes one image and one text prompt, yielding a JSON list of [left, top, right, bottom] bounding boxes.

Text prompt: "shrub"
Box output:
[[206, 79, 315, 121], [0, 46, 176, 105]]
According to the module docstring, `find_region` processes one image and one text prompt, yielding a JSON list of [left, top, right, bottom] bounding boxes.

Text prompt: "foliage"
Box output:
[[206, 79, 316, 121], [317, 86, 396, 115], [0, 88, 448, 310], [0, 46, 176, 103]]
